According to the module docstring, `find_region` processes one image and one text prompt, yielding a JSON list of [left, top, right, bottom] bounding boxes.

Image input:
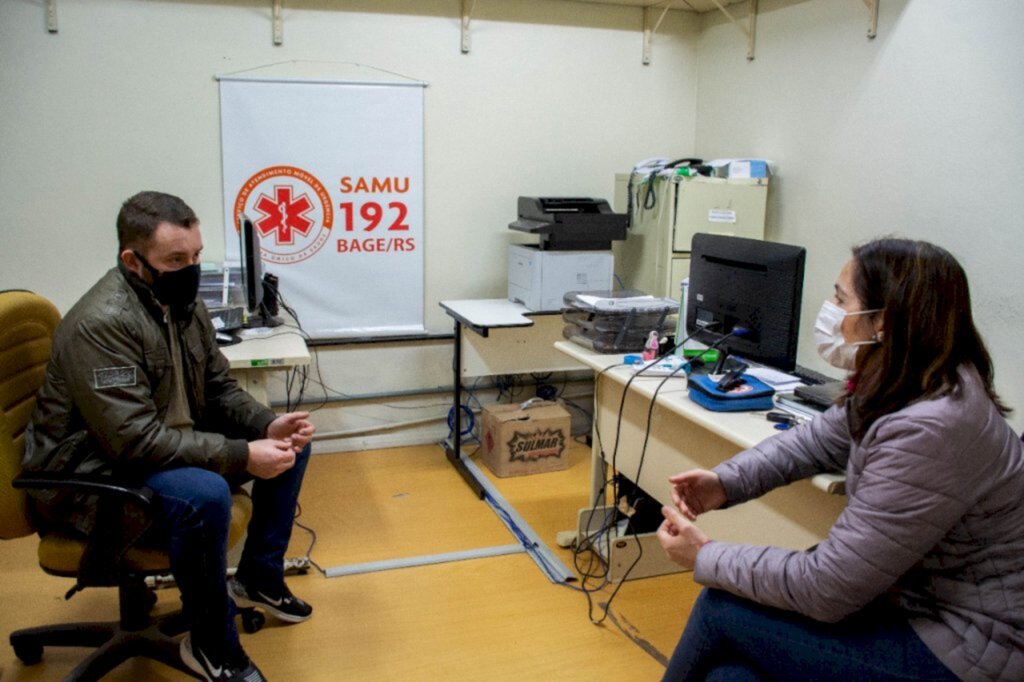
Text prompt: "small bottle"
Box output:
[[642, 330, 660, 361]]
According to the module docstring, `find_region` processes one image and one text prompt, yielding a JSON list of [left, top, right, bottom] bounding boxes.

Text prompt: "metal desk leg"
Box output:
[[444, 320, 485, 499]]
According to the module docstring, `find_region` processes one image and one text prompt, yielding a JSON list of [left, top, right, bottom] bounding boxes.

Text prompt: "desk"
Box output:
[[439, 299, 585, 497], [220, 326, 310, 406], [433, 299, 582, 583], [555, 340, 846, 552]]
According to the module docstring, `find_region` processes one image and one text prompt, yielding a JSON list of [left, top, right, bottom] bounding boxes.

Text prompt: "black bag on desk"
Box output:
[[687, 374, 774, 412]]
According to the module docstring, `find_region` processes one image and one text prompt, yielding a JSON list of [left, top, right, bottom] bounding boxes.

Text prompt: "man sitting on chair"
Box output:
[[23, 190, 315, 682]]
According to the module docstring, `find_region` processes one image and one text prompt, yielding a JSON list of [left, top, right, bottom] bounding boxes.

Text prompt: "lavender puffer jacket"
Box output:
[[695, 366, 1024, 681]]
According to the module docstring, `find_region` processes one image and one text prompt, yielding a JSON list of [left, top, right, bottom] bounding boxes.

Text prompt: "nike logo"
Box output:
[[199, 648, 224, 679], [257, 590, 284, 607]]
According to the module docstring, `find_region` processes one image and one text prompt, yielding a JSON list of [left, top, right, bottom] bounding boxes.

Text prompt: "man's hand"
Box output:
[[266, 411, 315, 453], [669, 469, 727, 520], [247, 439, 297, 479], [657, 505, 711, 569]]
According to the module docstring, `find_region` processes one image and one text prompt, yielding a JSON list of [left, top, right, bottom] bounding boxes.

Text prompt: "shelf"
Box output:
[[460, 0, 753, 63], [39, 0, 880, 61], [465, 0, 880, 62]]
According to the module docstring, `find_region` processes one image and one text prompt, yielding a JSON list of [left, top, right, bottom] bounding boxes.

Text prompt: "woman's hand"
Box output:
[[669, 469, 727, 520], [657, 505, 711, 569]]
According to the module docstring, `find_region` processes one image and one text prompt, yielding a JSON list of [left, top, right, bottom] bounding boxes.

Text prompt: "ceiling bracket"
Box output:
[[461, 0, 476, 54], [863, 0, 879, 39], [46, 0, 58, 33], [709, 0, 758, 61], [272, 0, 283, 46], [642, 2, 678, 65]]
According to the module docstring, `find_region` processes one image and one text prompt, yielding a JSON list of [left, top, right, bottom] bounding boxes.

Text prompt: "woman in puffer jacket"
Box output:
[[658, 238, 1024, 681]]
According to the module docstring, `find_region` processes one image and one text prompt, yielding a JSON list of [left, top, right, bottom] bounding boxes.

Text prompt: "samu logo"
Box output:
[[233, 166, 333, 265], [507, 428, 565, 463]]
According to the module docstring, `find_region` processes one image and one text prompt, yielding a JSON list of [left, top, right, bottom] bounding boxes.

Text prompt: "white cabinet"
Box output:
[[613, 173, 768, 299]]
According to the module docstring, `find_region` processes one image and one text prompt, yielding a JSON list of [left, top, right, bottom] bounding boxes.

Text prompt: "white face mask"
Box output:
[[813, 300, 882, 370]]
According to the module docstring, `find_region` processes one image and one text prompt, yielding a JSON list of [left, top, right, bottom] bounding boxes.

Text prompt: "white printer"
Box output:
[[507, 197, 626, 311], [508, 245, 613, 312]]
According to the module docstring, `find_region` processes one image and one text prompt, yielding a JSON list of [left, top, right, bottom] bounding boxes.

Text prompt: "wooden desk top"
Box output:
[[554, 340, 846, 494]]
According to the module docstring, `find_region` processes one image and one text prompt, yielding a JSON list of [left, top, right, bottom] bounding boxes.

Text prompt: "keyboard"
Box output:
[[790, 365, 839, 386]]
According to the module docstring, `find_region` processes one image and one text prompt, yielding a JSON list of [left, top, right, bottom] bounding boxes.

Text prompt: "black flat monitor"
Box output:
[[687, 233, 805, 371], [237, 213, 281, 329]]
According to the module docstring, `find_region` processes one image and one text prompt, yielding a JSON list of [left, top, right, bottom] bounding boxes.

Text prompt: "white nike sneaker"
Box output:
[[228, 576, 313, 623], [180, 634, 267, 682]]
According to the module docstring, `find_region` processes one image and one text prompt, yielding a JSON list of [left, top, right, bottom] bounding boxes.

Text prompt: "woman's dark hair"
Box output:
[[117, 191, 198, 251], [846, 238, 1009, 439]]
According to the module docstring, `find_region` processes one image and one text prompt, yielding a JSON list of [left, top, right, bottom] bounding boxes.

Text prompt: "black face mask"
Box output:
[[133, 251, 200, 310]]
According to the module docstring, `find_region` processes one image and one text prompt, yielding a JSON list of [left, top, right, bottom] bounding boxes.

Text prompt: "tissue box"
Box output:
[[481, 401, 571, 477]]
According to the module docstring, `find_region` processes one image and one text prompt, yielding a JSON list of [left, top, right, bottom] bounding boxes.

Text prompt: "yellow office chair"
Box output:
[[0, 290, 254, 679]]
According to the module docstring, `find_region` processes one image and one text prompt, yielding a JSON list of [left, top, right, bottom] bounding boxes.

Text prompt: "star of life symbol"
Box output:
[[234, 165, 333, 265], [253, 185, 315, 246]]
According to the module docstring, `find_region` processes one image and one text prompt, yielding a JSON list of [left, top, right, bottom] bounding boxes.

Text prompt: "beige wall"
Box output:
[[0, 0, 699, 325], [0, 0, 700, 449], [3, 0, 1022, 440], [696, 0, 1024, 430]]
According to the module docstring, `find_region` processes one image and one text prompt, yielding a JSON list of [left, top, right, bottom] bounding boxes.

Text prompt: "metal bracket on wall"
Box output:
[[863, 0, 879, 39], [272, 0, 283, 46], [46, 0, 58, 33], [461, 0, 475, 54], [709, 0, 758, 61], [642, 2, 678, 65]]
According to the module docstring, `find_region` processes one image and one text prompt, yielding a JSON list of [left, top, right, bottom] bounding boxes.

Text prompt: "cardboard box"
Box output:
[[481, 401, 571, 477]]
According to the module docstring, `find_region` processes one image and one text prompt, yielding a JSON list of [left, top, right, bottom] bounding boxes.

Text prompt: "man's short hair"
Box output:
[[117, 191, 198, 251]]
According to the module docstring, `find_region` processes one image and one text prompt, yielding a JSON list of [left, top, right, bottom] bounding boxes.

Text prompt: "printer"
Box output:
[[508, 197, 626, 311], [508, 197, 627, 251]]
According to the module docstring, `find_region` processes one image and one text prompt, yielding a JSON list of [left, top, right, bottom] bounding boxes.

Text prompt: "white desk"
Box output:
[[556, 340, 846, 552], [439, 299, 585, 496], [441, 299, 585, 377], [436, 299, 582, 582], [220, 326, 310, 406]]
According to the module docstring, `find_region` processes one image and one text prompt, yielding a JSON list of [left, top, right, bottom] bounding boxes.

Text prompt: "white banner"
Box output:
[[219, 76, 425, 338]]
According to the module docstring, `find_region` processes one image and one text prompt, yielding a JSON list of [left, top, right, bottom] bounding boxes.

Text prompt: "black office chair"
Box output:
[[0, 290, 254, 679]]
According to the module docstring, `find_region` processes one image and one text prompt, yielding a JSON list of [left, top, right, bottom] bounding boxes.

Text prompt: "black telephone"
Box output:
[[634, 157, 712, 214]]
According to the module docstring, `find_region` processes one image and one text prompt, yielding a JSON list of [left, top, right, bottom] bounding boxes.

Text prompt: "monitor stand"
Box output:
[[243, 302, 283, 329]]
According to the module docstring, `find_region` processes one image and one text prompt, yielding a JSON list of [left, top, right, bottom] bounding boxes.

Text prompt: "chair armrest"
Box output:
[[12, 472, 154, 509]]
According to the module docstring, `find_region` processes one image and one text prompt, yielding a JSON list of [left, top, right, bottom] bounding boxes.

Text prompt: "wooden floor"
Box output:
[[0, 443, 703, 680]]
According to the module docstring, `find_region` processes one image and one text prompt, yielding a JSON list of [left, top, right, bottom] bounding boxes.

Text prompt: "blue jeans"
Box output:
[[662, 588, 958, 681], [144, 444, 311, 655]]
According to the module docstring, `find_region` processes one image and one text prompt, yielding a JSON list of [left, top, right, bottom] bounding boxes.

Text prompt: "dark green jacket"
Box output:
[[24, 263, 276, 534]]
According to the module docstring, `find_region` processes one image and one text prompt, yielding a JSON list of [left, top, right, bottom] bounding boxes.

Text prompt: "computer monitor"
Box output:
[[686, 233, 805, 371], [237, 213, 281, 329]]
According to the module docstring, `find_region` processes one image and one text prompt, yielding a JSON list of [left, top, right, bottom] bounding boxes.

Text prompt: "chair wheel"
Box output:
[[240, 608, 265, 633], [13, 639, 43, 665]]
